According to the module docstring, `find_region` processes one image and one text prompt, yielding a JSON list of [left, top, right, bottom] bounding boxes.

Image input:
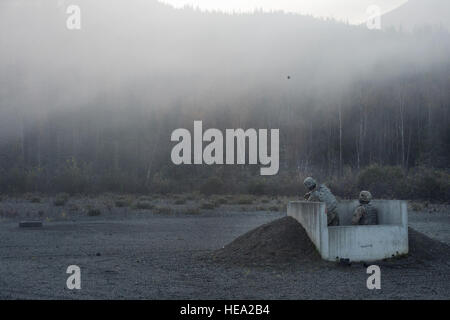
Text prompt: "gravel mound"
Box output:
[[212, 216, 321, 265], [213, 217, 450, 267], [408, 227, 450, 261], [383, 227, 450, 268]]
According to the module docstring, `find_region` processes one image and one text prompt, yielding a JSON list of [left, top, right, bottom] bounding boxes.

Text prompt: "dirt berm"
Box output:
[[212, 217, 450, 267]]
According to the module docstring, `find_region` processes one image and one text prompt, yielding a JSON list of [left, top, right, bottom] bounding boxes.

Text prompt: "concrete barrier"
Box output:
[[287, 201, 329, 259], [288, 200, 408, 262], [19, 221, 43, 228]]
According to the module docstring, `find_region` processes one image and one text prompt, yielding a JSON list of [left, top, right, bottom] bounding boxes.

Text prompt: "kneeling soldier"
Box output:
[[352, 191, 378, 225], [303, 177, 340, 226]]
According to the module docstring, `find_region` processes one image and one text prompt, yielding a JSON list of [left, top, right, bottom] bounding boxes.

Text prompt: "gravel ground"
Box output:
[[408, 210, 450, 245], [0, 197, 449, 300]]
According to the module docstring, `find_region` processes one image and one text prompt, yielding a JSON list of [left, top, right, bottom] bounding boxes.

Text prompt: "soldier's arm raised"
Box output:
[[307, 191, 320, 202]]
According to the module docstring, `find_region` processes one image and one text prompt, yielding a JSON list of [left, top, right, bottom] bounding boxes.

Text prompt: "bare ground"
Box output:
[[0, 195, 449, 299]]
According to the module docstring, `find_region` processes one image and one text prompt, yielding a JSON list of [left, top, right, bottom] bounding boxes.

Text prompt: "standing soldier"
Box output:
[[303, 177, 340, 226], [352, 191, 378, 225]]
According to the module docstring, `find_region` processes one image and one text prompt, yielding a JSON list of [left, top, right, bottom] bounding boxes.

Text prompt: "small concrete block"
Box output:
[[19, 221, 43, 228]]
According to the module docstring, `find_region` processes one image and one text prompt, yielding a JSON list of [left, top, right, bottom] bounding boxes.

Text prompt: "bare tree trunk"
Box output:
[[406, 128, 412, 170], [145, 123, 162, 189], [339, 103, 343, 176], [399, 89, 405, 168]]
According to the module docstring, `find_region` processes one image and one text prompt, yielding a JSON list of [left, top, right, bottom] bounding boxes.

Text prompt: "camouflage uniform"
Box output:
[[303, 177, 340, 226], [352, 191, 378, 225]]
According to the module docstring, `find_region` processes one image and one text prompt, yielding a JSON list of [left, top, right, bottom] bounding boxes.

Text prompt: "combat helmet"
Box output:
[[303, 177, 317, 190], [359, 191, 372, 204]]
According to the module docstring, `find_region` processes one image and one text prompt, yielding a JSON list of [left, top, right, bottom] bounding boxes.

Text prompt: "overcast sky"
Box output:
[[160, 0, 408, 24]]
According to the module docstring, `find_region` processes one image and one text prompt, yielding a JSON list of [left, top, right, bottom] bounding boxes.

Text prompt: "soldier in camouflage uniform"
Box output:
[[303, 177, 340, 226], [352, 191, 378, 225]]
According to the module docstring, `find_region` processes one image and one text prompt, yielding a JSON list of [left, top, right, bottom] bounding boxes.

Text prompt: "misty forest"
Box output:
[[0, 0, 449, 201]]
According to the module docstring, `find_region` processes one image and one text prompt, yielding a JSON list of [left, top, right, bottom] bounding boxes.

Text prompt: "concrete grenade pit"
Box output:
[[287, 200, 409, 262]]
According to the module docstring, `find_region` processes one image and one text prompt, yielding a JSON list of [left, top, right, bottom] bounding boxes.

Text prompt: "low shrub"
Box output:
[[30, 197, 41, 203], [247, 179, 266, 195], [408, 202, 425, 211], [326, 167, 359, 199], [135, 201, 154, 210], [87, 208, 101, 216], [53, 193, 69, 206], [174, 199, 186, 205], [406, 167, 450, 202], [150, 174, 173, 194], [115, 197, 131, 207], [200, 177, 224, 195], [200, 202, 216, 210], [52, 158, 89, 194], [357, 165, 406, 199], [235, 195, 254, 205], [186, 207, 201, 215], [154, 206, 173, 214], [215, 197, 228, 205], [185, 193, 199, 201], [68, 204, 79, 212]]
